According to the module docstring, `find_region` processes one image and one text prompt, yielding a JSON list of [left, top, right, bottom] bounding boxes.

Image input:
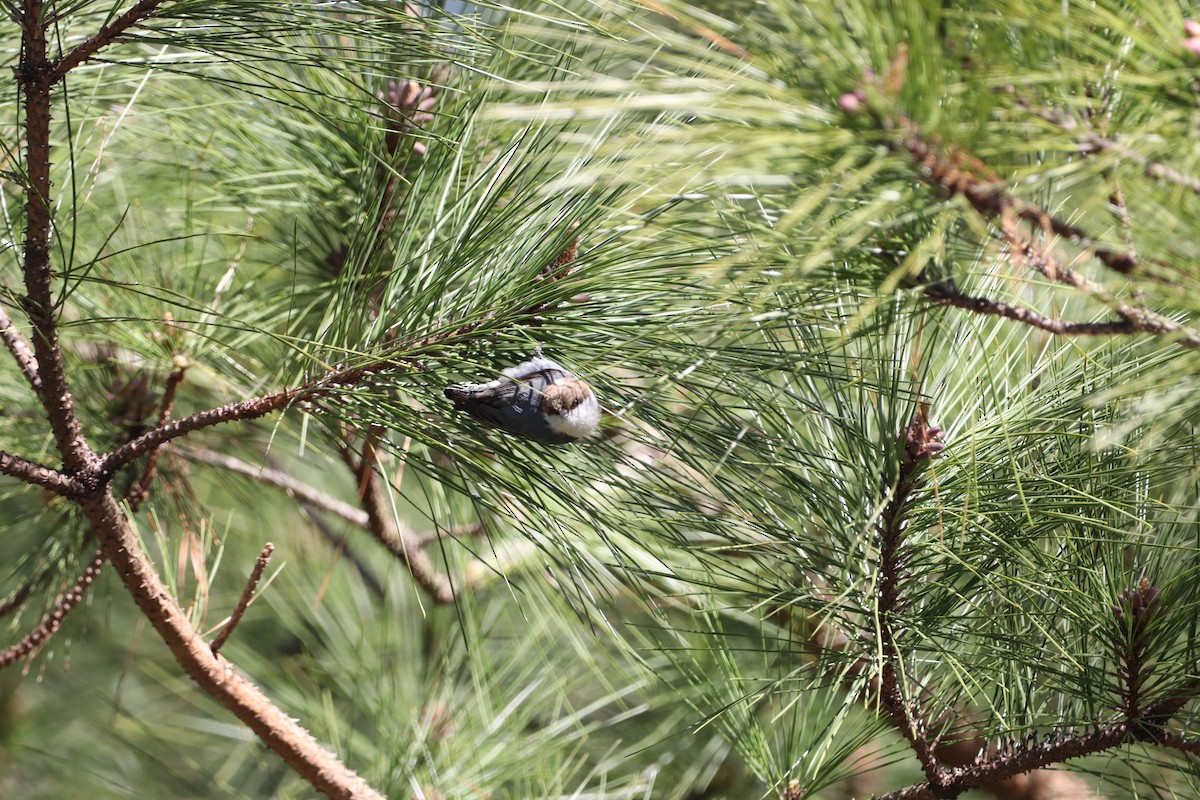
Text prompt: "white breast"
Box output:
[[547, 393, 601, 439]]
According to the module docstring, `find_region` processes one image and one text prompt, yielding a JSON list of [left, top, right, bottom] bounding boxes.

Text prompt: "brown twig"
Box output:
[[412, 522, 486, 548], [0, 547, 105, 668], [177, 446, 369, 528], [90, 350, 430, 486], [995, 219, 1200, 347], [128, 358, 188, 510], [0, 449, 79, 494], [874, 406, 947, 790], [0, 303, 40, 392], [922, 279, 1151, 339], [210, 542, 274, 655], [1112, 578, 1161, 723], [1154, 732, 1200, 757], [1010, 93, 1200, 196], [1141, 674, 1200, 727], [0, 581, 33, 620], [51, 0, 175, 81], [896, 128, 1142, 276], [345, 439, 459, 604], [300, 503, 387, 600], [83, 489, 383, 800]]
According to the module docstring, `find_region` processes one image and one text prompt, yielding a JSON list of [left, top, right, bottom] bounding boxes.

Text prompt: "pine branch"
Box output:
[[0, 449, 79, 494], [82, 489, 384, 800], [179, 446, 369, 528], [300, 503, 387, 600], [1009, 92, 1200, 195], [0, 303, 40, 392], [875, 405, 947, 790], [128, 358, 188, 510], [51, 0, 176, 82], [346, 439, 460, 604], [893, 127, 1142, 277], [994, 219, 1200, 346], [93, 355, 416, 484], [1155, 732, 1200, 756], [0, 547, 105, 668], [922, 279, 1146, 339], [1112, 578, 1162, 722], [17, 0, 92, 473], [876, 724, 1130, 800], [210, 542, 274, 655]]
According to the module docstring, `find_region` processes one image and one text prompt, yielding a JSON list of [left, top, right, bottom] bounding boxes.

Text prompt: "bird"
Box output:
[[444, 350, 600, 444]]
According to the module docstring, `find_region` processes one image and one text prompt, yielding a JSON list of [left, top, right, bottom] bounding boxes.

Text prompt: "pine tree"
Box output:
[[2, 1, 1199, 799]]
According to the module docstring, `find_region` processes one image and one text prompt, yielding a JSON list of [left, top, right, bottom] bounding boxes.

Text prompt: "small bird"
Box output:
[[444, 350, 600, 444]]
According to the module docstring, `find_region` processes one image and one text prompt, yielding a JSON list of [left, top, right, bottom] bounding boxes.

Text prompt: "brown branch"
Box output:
[[995, 220, 1200, 347], [1141, 674, 1200, 726], [210, 542, 274, 655], [128, 359, 188, 510], [179, 444, 494, 600], [0, 582, 33, 620], [896, 129, 1142, 276], [51, 0, 175, 82], [0, 303, 40, 392], [922, 280, 1150, 339], [1112, 579, 1161, 723], [18, 0, 93, 474], [178, 446, 369, 528], [92, 356, 415, 485], [0, 449, 79, 494], [81, 489, 383, 800], [875, 407, 947, 790], [412, 522, 486, 548], [300, 503, 387, 600], [799, 605, 1106, 800], [346, 439, 459, 604], [1010, 95, 1200, 196], [877, 724, 1130, 800], [0, 547, 105, 668], [1154, 732, 1200, 757]]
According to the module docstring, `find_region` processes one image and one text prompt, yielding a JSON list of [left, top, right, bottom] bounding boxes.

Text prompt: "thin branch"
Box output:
[[0, 303, 40, 392], [82, 489, 383, 800], [0, 582, 33, 620], [300, 503, 386, 600], [875, 407, 946, 789], [210, 542, 274, 655], [0, 547, 105, 668], [793, 597, 1104, 800], [1010, 94, 1200, 195], [128, 359, 188, 510], [995, 219, 1200, 347], [18, 0, 93, 473], [412, 522, 486, 548], [93, 356, 415, 484], [895, 128, 1143, 276], [1154, 732, 1200, 757], [346, 439, 459, 604], [51, 0, 175, 82], [1113, 579, 1161, 722], [0, 449, 79, 494], [922, 280, 1152, 339], [178, 446, 369, 528]]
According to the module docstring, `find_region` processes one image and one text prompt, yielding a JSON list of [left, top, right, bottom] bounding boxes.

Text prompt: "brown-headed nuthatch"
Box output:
[[444, 350, 600, 445]]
